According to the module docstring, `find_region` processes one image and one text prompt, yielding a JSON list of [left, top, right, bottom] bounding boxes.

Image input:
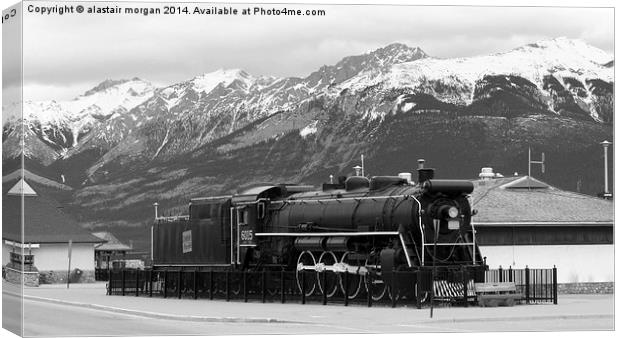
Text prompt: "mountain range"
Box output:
[[2, 37, 613, 252]]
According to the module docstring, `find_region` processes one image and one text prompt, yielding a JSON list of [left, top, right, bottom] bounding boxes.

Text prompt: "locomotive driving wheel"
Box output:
[[317, 251, 339, 298], [364, 252, 387, 301], [339, 251, 363, 299], [296, 250, 317, 297]]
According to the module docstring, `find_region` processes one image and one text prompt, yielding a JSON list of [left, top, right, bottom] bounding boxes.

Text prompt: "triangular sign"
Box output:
[[7, 178, 38, 196]]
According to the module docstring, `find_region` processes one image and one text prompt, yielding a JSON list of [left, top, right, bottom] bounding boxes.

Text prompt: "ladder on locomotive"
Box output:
[[398, 221, 479, 268], [419, 219, 478, 266]]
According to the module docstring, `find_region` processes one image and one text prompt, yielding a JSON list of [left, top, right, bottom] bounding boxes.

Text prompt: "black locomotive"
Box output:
[[151, 161, 484, 300]]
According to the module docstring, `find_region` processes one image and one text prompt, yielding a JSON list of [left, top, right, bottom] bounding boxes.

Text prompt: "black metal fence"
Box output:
[[95, 269, 110, 281], [485, 266, 557, 304], [107, 266, 557, 307]]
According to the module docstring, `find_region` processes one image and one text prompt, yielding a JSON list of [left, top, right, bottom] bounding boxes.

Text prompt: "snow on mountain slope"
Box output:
[[19, 78, 154, 125], [3, 38, 613, 172], [339, 37, 613, 106]]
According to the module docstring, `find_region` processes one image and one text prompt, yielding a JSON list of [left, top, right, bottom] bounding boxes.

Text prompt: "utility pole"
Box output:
[[528, 147, 545, 177], [600, 141, 612, 199], [528, 147, 545, 190], [67, 239, 72, 289], [361, 154, 365, 177]]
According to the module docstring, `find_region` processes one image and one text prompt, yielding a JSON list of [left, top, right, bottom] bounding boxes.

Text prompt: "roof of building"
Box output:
[[2, 179, 104, 244], [470, 176, 613, 225], [92, 232, 132, 251]]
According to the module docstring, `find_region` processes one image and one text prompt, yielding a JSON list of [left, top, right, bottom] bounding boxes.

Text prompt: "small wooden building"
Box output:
[[92, 231, 132, 269], [2, 179, 103, 284]]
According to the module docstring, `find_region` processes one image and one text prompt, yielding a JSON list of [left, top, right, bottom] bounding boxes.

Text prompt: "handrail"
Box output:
[[269, 194, 415, 204], [229, 207, 234, 265], [255, 231, 399, 237], [398, 232, 413, 268], [410, 195, 424, 266], [471, 222, 477, 265]]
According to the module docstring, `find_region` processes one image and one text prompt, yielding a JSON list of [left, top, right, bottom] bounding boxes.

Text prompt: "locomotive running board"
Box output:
[[255, 231, 399, 237]]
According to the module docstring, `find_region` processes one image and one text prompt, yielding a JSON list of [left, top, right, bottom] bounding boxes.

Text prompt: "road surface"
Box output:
[[2, 291, 613, 336]]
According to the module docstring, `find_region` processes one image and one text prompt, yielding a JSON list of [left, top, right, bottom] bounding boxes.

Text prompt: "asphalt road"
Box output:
[[3, 291, 614, 337]]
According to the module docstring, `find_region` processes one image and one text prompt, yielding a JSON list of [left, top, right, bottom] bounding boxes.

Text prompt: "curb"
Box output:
[[15, 293, 304, 324], [6, 291, 613, 326], [418, 314, 614, 325]]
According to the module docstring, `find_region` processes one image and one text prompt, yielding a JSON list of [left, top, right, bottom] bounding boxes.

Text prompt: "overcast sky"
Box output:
[[3, 0, 615, 101]]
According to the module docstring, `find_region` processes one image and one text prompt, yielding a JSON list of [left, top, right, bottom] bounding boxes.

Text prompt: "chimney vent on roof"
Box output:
[[417, 159, 425, 169], [479, 167, 495, 181]]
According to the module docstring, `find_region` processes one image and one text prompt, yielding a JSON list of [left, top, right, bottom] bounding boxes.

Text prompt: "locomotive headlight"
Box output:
[[437, 205, 459, 219], [447, 206, 459, 218]]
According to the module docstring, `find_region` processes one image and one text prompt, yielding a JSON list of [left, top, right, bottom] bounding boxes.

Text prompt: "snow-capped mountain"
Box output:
[[335, 37, 613, 121], [3, 37, 613, 242], [3, 78, 155, 164], [55, 43, 430, 172], [2, 38, 613, 181]]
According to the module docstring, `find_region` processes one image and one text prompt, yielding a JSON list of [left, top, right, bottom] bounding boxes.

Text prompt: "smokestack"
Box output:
[[418, 168, 435, 183], [153, 202, 159, 219]]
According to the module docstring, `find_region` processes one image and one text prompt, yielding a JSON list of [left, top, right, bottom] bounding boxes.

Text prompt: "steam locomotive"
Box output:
[[151, 160, 484, 300]]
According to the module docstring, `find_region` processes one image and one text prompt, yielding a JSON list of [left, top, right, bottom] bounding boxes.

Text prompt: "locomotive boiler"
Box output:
[[151, 161, 484, 300]]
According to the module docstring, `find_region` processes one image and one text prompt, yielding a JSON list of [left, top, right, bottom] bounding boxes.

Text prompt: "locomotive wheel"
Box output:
[[296, 250, 317, 297], [317, 251, 339, 298], [339, 251, 363, 299], [364, 255, 387, 301]]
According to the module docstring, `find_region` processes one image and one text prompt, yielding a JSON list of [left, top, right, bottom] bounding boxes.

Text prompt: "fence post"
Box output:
[[391, 269, 396, 308], [525, 266, 530, 304], [135, 270, 140, 297], [225, 271, 230, 302], [177, 271, 182, 299], [149, 270, 153, 297], [321, 271, 327, 305], [509, 266, 513, 282], [262, 271, 267, 304], [366, 273, 372, 308], [163, 270, 168, 298], [553, 266, 558, 305], [243, 271, 248, 303], [499, 266, 503, 283], [121, 269, 126, 296], [193, 270, 198, 300], [301, 271, 306, 305], [343, 273, 350, 307], [416, 270, 422, 309], [462, 267, 468, 308], [209, 271, 214, 300], [280, 270, 286, 304]]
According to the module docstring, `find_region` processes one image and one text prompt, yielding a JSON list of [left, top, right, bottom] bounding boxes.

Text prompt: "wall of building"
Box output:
[[3, 243, 95, 271], [480, 244, 614, 283], [30, 243, 95, 271], [2, 243, 13, 266]]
